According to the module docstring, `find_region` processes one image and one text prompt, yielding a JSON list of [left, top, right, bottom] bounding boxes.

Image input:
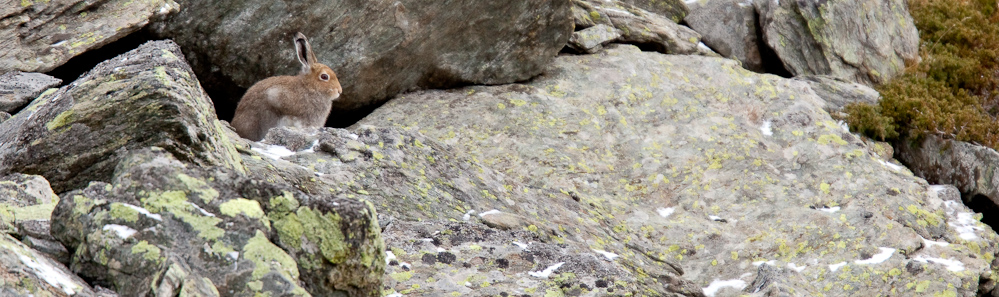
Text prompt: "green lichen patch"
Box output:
[[46, 110, 74, 131], [219, 198, 268, 228], [242, 230, 300, 281], [131, 240, 163, 265]]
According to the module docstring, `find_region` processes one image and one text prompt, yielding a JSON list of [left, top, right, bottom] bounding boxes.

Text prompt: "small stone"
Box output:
[[568, 24, 623, 54]]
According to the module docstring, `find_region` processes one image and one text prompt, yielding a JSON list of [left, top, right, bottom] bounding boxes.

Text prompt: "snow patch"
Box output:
[[877, 160, 905, 172], [913, 256, 965, 272], [828, 262, 847, 272], [528, 262, 565, 278], [227, 252, 239, 261], [837, 120, 850, 133], [944, 200, 984, 240], [921, 236, 950, 248], [697, 42, 713, 53], [752, 260, 776, 266], [709, 215, 723, 221], [189, 202, 215, 217], [593, 249, 619, 261], [386, 251, 397, 265], [760, 120, 773, 136], [787, 262, 806, 272], [657, 207, 675, 218], [103, 224, 137, 239], [818, 206, 841, 213], [385, 293, 403, 297], [855, 247, 895, 265], [513, 241, 529, 251], [123, 203, 162, 221], [702, 279, 747, 297], [252, 144, 296, 160], [302, 140, 320, 153], [478, 209, 502, 217], [19, 254, 80, 295], [463, 210, 476, 221]]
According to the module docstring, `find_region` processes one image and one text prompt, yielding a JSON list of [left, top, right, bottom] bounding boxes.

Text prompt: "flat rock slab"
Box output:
[[356, 45, 999, 296], [755, 0, 919, 86], [0, 72, 61, 113], [0, 0, 178, 73], [150, 0, 572, 114]]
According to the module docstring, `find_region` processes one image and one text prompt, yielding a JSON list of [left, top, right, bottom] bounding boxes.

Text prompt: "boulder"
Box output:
[[895, 135, 999, 215], [356, 45, 999, 296], [0, 72, 61, 113], [148, 0, 573, 116], [754, 0, 919, 86], [51, 147, 385, 296], [684, 0, 763, 71], [0, 173, 59, 236], [0, 40, 244, 193], [572, 0, 707, 55], [0, 0, 178, 73], [0, 233, 104, 296]]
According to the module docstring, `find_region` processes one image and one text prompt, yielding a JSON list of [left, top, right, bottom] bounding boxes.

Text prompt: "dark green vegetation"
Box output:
[[845, 0, 999, 147]]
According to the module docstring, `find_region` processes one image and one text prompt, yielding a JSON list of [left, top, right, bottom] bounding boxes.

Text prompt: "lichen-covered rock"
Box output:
[[567, 24, 623, 54], [895, 135, 999, 216], [50, 147, 384, 296], [795, 75, 880, 114], [754, 0, 919, 86], [236, 126, 704, 295], [355, 45, 998, 296], [621, 0, 689, 22], [684, 0, 763, 71], [0, 72, 61, 113], [0, 233, 103, 296], [0, 0, 178, 73], [0, 40, 244, 193], [573, 0, 706, 55], [0, 173, 58, 236], [149, 0, 572, 115]]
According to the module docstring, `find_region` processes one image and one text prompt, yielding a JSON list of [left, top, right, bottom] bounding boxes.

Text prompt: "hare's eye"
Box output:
[[320, 73, 330, 81]]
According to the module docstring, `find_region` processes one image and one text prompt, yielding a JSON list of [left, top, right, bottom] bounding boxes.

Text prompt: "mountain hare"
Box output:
[[231, 32, 342, 141]]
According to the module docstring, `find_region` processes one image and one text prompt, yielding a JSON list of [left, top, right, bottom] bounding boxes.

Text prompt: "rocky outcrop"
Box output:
[[149, 0, 573, 114], [0, 72, 61, 113], [684, 0, 763, 71], [356, 45, 999, 296], [0, 40, 243, 193], [0, 0, 178, 73], [51, 147, 385, 296], [239, 124, 705, 296], [755, 0, 919, 86], [572, 0, 708, 55]]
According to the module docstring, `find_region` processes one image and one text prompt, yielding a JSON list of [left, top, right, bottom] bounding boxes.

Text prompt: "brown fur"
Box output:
[[231, 32, 342, 141]]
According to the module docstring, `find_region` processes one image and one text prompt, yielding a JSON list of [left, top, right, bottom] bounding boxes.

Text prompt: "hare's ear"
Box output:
[[294, 32, 317, 73]]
